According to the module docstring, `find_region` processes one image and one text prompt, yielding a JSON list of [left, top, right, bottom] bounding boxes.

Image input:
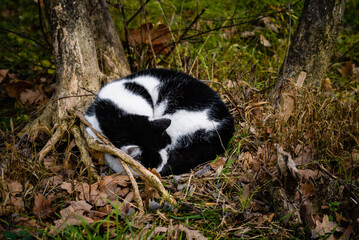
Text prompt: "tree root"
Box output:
[[76, 112, 176, 205], [19, 104, 176, 211], [70, 125, 99, 180], [38, 122, 69, 162]]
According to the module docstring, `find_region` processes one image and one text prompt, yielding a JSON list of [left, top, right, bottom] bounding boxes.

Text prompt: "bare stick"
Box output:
[[70, 125, 99, 179], [38, 122, 68, 161], [120, 161, 144, 213], [75, 112, 176, 205]]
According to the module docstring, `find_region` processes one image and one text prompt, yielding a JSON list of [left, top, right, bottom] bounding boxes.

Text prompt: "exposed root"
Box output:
[[70, 125, 99, 180], [120, 161, 144, 213], [76, 112, 176, 205], [38, 121, 69, 162]]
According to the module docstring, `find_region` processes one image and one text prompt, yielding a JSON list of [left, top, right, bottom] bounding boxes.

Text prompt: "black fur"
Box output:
[[85, 69, 234, 175]]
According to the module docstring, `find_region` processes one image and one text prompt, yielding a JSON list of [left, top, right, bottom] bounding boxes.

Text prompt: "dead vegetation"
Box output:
[[1, 76, 358, 238], [1, 0, 359, 239]]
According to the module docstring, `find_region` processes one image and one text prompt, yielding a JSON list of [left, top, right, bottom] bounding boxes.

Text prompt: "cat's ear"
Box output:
[[151, 118, 171, 132]]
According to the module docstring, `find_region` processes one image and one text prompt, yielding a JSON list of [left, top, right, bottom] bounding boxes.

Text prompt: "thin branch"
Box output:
[[158, 7, 207, 64], [125, 0, 151, 25], [0, 27, 49, 50], [37, 0, 51, 48], [75, 111, 177, 205]]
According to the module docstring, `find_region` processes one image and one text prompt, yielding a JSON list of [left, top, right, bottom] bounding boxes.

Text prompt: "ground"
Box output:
[[0, 0, 359, 239]]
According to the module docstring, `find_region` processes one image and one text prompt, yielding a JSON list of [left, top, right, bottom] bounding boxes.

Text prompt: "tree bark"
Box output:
[[22, 0, 130, 161], [271, 0, 345, 108]]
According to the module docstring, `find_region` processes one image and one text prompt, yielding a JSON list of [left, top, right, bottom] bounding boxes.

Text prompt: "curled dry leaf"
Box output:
[[209, 157, 226, 170], [260, 35, 271, 47], [300, 181, 316, 198], [256, 213, 275, 224], [261, 17, 279, 32]]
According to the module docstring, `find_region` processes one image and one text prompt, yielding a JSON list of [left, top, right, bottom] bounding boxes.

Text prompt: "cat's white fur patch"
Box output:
[[85, 115, 104, 143], [98, 81, 153, 117], [156, 149, 169, 173], [164, 109, 220, 147], [104, 154, 139, 177]]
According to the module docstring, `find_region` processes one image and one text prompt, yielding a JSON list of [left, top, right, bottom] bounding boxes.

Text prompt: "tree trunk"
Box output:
[[271, 0, 345, 109], [21, 0, 130, 165]]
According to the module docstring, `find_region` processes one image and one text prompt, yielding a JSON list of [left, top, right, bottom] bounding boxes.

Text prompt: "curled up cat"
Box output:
[[85, 69, 234, 176]]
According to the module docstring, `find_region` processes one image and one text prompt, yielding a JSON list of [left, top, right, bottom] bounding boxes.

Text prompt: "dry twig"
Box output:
[[75, 112, 176, 205]]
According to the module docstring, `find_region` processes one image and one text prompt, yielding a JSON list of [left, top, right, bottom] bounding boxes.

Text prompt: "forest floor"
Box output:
[[0, 0, 359, 239]]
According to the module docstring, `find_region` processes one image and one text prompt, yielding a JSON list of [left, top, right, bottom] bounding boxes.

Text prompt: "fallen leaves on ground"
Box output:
[[137, 224, 207, 240], [33, 194, 53, 219], [129, 22, 171, 55], [311, 214, 342, 238], [0, 178, 25, 215]]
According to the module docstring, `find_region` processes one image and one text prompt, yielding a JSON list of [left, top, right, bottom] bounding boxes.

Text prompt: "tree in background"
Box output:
[[271, 0, 345, 113]]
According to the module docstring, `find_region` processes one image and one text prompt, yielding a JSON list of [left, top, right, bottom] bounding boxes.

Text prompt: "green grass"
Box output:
[[1, 0, 358, 239]]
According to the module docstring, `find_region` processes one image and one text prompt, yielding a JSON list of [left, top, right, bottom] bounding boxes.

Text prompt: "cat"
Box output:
[[85, 68, 234, 176]]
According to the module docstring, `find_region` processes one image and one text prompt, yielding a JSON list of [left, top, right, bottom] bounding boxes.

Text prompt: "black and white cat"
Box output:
[[85, 69, 234, 176]]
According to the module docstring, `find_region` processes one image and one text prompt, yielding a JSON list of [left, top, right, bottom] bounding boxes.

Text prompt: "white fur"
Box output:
[[126, 76, 160, 104], [98, 81, 153, 117], [104, 154, 139, 177], [164, 109, 220, 148], [85, 115, 104, 143], [88, 75, 222, 174], [156, 149, 169, 173]]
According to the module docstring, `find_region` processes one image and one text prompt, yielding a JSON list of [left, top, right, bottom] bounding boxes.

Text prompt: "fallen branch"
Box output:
[[75, 111, 176, 205]]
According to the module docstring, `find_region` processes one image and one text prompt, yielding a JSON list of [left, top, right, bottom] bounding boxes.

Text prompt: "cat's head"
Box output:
[[95, 99, 172, 169], [113, 117, 171, 169]]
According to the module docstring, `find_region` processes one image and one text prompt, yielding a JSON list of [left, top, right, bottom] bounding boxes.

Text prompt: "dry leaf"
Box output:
[[341, 61, 354, 78], [149, 168, 161, 180], [299, 169, 321, 179], [141, 224, 207, 240], [294, 146, 312, 166], [19, 88, 46, 105], [50, 202, 94, 235], [128, 22, 171, 55], [261, 17, 279, 32], [260, 35, 271, 47], [87, 147, 105, 164], [0, 69, 9, 83], [311, 215, 339, 238], [257, 213, 275, 224], [99, 175, 129, 200], [33, 194, 53, 219], [240, 31, 255, 37], [300, 182, 315, 197], [60, 182, 74, 194], [7, 180, 23, 193], [5, 81, 33, 98], [209, 157, 226, 170]]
